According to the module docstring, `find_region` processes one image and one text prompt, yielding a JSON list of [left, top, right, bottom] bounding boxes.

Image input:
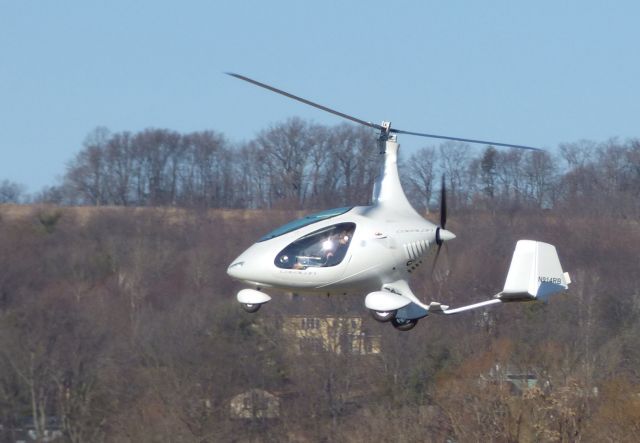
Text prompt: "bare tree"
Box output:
[[439, 141, 472, 209], [133, 129, 184, 206], [103, 132, 136, 206], [327, 124, 379, 207], [0, 180, 26, 204], [256, 118, 313, 208], [480, 146, 498, 199], [404, 146, 437, 212], [65, 127, 111, 205], [522, 150, 558, 207], [179, 131, 229, 207]]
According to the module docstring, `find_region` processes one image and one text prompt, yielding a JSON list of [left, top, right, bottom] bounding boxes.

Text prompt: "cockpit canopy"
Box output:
[[275, 222, 356, 270], [259, 207, 353, 242]]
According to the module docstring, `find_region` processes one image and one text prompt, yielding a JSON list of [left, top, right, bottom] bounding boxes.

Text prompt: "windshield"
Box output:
[[258, 207, 353, 242], [275, 223, 356, 269]]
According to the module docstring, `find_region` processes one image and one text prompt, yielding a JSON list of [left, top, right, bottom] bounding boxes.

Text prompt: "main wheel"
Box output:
[[370, 309, 396, 323], [241, 303, 261, 313], [391, 317, 418, 331]]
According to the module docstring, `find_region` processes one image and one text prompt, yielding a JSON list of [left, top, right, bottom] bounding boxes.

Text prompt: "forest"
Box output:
[[1, 119, 640, 442]]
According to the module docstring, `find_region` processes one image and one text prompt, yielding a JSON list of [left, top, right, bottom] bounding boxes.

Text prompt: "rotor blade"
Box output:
[[228, 73, 542, 151], [440, 174, 447, 230], [391, 128, 542, 151], [226, 72, 381, 131]]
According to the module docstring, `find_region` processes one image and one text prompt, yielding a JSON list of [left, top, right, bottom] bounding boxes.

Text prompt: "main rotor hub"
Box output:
[[379, 121, 393, 141]]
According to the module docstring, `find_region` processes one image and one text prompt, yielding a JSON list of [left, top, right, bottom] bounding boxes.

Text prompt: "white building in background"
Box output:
[[230, 389, 280, 420]]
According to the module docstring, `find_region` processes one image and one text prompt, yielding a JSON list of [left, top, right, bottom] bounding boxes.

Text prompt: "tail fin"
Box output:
[[499, 240, 570, 301]]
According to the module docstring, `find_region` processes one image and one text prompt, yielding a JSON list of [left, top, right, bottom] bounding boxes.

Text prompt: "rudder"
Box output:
[[499, 240, 570, 301]]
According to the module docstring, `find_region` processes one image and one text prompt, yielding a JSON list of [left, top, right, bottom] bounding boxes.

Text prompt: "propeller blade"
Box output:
[[440, 174, 447, 230], [431, 243, 443, 278], [227, 72, 542, 151]]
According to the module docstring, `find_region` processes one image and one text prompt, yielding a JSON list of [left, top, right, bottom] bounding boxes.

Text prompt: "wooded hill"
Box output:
[[1, 120, 640, 441]]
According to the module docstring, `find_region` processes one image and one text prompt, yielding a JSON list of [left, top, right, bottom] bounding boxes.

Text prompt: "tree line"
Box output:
[[45, 120, 380, 210], [4, 119, 640, 216], [1, 202, 639, 441]]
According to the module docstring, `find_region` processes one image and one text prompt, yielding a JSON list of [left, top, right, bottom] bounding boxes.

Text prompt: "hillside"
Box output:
[[1, 202, 639, 441]]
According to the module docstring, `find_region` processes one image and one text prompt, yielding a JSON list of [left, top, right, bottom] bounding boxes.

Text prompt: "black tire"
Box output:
[[241, 303, 261, 313], [391, 317, 418, 331], [370, 309, 396, 323]]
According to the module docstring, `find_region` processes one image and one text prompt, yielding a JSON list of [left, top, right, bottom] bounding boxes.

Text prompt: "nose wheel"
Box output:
[[241, 303, 261, 313], [237, 289, 271, 313]]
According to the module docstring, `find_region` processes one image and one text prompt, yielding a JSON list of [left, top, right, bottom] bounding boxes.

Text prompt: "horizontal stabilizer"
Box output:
[[499, 240, 570, 301], [429, 298, 501, 315]]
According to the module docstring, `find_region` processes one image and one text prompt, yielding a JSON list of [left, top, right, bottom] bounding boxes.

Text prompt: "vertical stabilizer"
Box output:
[[500, 240, 570, 301]]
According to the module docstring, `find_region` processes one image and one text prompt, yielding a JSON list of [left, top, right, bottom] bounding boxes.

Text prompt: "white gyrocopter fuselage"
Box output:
[[225, 73, 570, 331], [227, 132, 570, 331], [228, 136, 449, 296]]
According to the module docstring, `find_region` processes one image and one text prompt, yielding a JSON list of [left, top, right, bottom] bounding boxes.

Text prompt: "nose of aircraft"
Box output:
[[227, 260, 245, 280], [227, 242, 272, 283]]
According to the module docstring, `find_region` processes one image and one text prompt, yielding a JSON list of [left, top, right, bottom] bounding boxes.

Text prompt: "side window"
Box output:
[[275, 223, 356, 269]]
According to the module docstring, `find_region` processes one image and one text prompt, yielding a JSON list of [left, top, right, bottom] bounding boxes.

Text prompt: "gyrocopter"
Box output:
[[226, 73, 571, 331]]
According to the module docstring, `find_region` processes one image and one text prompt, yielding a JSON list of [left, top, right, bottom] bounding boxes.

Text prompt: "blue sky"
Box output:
[[1, 1, 639, 192]]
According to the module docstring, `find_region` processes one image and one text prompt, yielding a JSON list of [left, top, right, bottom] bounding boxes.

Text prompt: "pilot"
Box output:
[[324, 230, 351, 266], [322, 237, 337, 254]]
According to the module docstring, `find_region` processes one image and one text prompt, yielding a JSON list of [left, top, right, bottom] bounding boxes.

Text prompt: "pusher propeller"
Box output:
[[432, 175, 455, 276]]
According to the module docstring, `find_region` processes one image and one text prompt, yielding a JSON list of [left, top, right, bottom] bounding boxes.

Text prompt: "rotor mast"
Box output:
[[377, 121, 395, 153], [371, 126, 423, 219]]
